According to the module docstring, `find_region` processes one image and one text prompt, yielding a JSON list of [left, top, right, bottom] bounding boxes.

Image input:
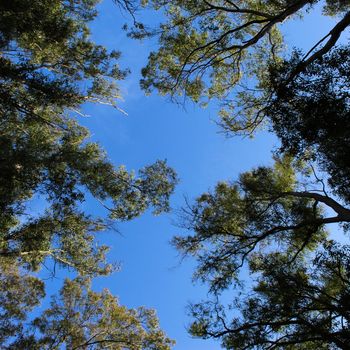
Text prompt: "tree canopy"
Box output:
[[5, 277, 174, 350], [0, 0, 176, 348], [174, 156, 350, 348], [2, 0, 350, 349], [0, 0, 177, 276], [189, 242, 350, 349], [268, 46, 350, 203], [134, 0, 350, 132], [131, 0, 350, 348]]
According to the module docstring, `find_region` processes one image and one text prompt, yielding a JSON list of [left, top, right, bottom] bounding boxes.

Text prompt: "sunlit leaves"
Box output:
[[4, 278, 174, 349]]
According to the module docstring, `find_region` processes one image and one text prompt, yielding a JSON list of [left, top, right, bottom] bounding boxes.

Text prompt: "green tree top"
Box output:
[[189, 243, 350, 349], [131, 0, 350, 133], [175, 156, 350, 348], [3, 276, 174, 349], [0, 0, 178, 277], [0, 1, 176, 348]]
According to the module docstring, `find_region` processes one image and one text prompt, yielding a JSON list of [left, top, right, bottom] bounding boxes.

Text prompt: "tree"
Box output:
[[0, 0, 178, 276], [0, 0, 176, 348], [128, 3, 350, 347], [132, 0, 350, 131], [189, 243, 350, 349], [267, 46, 350, 204], [6, 278, 174, 350], [176, 156, 349, 291], [0, 259, 45, 345], [175, 156, 350, 348]]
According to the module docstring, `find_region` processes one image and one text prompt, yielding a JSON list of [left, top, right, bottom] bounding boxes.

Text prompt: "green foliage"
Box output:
[[5, 277, 174, 349], [0, 1, 176, 348], [133, 0, 350, 136], [131, 0, 314, 132], [323, 0, 350, 15], [136, 0, 288, 96], [176, 157, 331, 293], [189, 243, 350, 349], [268, 46, 350, 203], [0, 260, 45, 345], [0, 0, 178, 276], [177, 158, 350, 348]]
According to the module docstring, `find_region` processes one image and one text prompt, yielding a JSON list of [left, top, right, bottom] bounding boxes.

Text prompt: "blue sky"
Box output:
[[41, 2, 344, 349]]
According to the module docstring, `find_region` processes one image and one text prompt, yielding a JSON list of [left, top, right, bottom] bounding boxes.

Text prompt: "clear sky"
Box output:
[[41, 2, 342, 349]]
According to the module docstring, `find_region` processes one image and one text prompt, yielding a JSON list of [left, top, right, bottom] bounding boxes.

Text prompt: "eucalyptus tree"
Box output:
[[0, 0, 177, 276], [128, 1, 350, 347], [189, 243, 350, 349], [175, 156, 350, 348], [0, 0, 176, 347], [134, 0, 350, 132], [5, 277, 174, 350]]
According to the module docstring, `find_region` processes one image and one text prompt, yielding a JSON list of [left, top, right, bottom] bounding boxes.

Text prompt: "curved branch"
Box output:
[[281, 191, 350, 219], [290, 11, 350, 81]]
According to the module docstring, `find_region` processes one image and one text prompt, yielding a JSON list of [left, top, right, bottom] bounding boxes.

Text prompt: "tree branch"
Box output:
[[290, 11, 350, 81], [281, 191, 350, 219]]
